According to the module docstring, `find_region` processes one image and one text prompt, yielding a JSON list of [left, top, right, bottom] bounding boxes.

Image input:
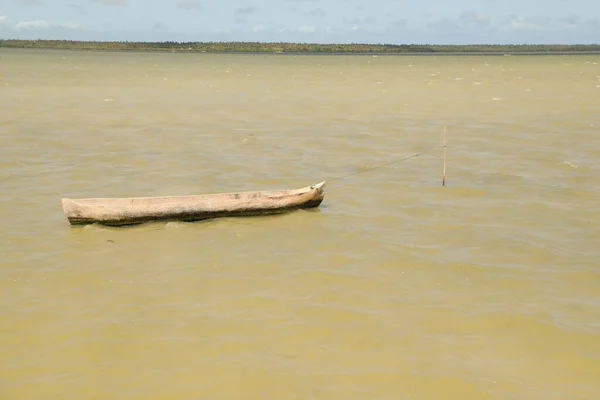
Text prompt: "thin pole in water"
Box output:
[[442, 126, 447, 187]]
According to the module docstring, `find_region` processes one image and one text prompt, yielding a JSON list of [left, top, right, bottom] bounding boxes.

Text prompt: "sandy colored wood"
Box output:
[[62, 181, 326, 226]]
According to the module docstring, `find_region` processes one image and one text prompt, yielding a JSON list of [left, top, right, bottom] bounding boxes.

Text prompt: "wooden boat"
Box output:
[[61, 181, 326, 226]]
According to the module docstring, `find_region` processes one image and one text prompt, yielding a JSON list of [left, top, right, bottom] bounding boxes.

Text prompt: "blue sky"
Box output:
[[0, 0, 598, 44]]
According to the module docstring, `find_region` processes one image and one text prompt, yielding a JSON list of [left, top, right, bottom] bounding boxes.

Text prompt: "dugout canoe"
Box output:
[[61, 181, 326, 226]]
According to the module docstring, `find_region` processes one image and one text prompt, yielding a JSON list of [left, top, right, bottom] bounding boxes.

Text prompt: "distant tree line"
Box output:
[[1, 39, 599, 54]]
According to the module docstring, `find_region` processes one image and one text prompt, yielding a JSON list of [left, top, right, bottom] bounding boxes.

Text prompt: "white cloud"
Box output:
[[92, 0, 127, 6], [177, 0, 201, 10], [235, 7, 258, 15], [345, 16, 376, 26], [16, 0, 45, 5], [560, 15, 580, 25], [297, 25, 317, 33], [276, 25, 322, 33], [305, 8, 326, 18], [459, 12, 490, 26], [250, 24, 267, 33], [501, 15, 551, 31], [428, 18, 458, 31], [15, 20, 51, 29], [242, 22, 378, 40], [11, 19, 82, 30], [0, 14, 82, 32], [214, 27, 231, 33]]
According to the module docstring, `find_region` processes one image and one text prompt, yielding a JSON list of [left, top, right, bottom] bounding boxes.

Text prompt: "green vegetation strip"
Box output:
[[1, 40, 599, 54]]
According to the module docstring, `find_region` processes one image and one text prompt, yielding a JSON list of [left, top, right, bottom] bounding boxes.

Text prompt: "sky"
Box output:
[[0, 0, 599, 44]]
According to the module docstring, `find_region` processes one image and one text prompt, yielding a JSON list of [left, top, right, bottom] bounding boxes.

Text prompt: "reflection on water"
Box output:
[[1, 49, 599, 399]]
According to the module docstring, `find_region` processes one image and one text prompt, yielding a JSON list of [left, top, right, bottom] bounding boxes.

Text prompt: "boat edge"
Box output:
[[61, 181, 327, 226]]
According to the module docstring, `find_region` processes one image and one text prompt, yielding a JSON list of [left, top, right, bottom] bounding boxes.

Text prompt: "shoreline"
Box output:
[[2, 40, 600, 56], [3, 48, 600, 57]]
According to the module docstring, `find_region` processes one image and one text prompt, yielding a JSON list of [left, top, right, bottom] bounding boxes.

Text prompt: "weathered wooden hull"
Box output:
[[61, 181, 326, 226]]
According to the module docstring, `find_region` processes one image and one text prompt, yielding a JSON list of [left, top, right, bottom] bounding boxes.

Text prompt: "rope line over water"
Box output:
[[326, 145, 440, 182], [231, 128, 443, 185]]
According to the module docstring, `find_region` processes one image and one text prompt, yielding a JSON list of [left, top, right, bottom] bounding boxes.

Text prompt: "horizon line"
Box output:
[[1, 39, 600, 47]]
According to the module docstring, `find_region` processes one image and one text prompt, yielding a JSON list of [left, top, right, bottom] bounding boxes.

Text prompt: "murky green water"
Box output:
[[1, 49, 599, 399]]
